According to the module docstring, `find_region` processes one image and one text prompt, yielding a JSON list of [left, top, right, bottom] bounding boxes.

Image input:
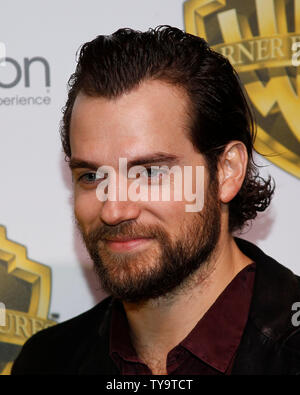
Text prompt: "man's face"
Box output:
[[69, 80, 221, 303]]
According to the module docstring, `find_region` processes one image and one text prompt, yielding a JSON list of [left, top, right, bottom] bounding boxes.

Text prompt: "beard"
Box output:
[[77, 178, 221, 303]]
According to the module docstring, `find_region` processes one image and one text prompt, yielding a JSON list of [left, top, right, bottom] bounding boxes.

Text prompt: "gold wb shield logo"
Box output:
[[184, 0, 300, 178], [0, 226, 55, 375]]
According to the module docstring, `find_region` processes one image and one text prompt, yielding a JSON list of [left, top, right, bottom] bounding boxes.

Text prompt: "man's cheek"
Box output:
[[74, 191, 100, 228]]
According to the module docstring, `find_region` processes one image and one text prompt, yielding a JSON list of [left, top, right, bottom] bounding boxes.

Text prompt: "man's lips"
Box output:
[[102, 237, 153, 252], [104, 236, 149, 242]]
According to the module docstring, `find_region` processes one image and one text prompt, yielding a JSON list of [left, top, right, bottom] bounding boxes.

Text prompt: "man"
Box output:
[[12, 26, 300, 375]]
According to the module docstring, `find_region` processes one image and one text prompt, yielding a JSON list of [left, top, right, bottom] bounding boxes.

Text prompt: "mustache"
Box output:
[[77, 219, 166, 244]]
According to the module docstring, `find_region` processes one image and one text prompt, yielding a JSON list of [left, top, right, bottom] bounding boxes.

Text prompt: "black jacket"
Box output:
[[11, 238, 300, 375]]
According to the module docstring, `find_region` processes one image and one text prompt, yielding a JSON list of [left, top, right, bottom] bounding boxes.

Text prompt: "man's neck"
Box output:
[[122, 233, 253, 374]]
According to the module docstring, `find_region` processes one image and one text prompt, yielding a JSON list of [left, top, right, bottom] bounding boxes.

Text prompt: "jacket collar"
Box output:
[[234, 237, 300, 341], [77, 297, 120, 375]]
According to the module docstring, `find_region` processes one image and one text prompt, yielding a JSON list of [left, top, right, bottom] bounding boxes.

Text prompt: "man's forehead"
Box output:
[[69, 80, 194, 164], [70, 79, 190, 133]]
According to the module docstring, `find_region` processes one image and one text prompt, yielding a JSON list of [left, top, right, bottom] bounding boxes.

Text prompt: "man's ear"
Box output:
[[218, 141, 248, 203]]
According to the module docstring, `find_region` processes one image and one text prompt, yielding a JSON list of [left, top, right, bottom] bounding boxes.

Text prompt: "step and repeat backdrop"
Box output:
[[1, 0, 300, 374]]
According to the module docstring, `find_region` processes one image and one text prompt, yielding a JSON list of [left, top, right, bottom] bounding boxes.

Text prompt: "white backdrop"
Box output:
[[1, 0, 299, 323]]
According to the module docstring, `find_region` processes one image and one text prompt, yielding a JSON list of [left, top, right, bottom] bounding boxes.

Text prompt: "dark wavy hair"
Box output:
[[60, 25, 274, 232]]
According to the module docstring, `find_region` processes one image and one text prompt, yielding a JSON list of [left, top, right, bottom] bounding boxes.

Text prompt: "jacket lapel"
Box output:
[[78, 297, 120, 375], [232, 237, 300, 374]]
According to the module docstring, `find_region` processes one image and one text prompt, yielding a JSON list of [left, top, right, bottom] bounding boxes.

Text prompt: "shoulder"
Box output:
[[229, 238, 300, 374], [235, 236, 300, 295], [11, 296, 113, 375], [235, 237, 300, 335]]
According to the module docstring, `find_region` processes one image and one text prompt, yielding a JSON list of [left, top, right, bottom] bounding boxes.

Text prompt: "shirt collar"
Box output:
[[181, 263, 256, 372], [110, 298, 140, 363], [109, 263, 256, 373]]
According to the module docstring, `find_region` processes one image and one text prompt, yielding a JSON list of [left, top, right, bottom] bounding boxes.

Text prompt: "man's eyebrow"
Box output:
[[68, 153, 181, 170], [68, 158, 99, 171], [128, 153, 181, 167]]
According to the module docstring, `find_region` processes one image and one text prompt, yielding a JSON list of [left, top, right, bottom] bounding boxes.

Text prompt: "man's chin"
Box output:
[[93, 260, 191, 304], [93, 256, 171, 303]]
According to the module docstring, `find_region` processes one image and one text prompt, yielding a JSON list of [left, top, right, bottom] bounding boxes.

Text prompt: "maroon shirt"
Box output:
[[110, 263, 256, 375]]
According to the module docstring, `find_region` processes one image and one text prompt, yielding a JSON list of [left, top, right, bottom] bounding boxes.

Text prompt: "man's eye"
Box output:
[[141, 168, 162, 178], [138, 167, 169, 185], [78, 172, 99, 184]]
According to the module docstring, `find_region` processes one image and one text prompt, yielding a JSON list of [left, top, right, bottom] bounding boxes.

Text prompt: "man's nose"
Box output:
[[99, 198, 141, 225], [98, 170, 142, 225]]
